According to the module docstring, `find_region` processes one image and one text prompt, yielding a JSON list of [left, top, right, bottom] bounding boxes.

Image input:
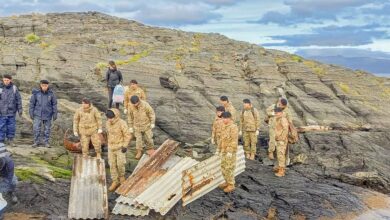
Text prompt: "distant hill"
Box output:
[[295, 49, 390, 77]]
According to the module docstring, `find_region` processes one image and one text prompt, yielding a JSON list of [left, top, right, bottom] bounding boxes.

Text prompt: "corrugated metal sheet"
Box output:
[[113, 143, 246, 217], [68, 155, 108, 219], [112, 202, 150, 217], [112, 155, 187, 216], [182, 146, 246, 206], [116, 139, 180, 196], [134, 157, 199, 215]]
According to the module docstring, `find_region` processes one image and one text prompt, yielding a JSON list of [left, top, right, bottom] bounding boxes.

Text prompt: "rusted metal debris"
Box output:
[[113, 143, 246, 217], [68, 155, 108, 219], [115, 139, 180, 197], [182, 146, 246, 206], [113, 156, 198, 216], [63, 129, 106, 153]]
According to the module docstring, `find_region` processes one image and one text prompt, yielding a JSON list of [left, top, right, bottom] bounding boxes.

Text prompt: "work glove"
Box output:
[[74, 132, 78, 137], [255, 130, 259, 136], [121, 147, 127, 153], [227, 152, 233, 158], [151, 124, 155, 129], [239, 131, 242, 136], [211, 137, 215, 145], [98, 129, 103, 134], [129, 128, 134, 133], [124, 109, 128, 114]]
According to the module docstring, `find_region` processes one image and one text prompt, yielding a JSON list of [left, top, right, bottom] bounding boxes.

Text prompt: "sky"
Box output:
[[1, 0, 389, 75]]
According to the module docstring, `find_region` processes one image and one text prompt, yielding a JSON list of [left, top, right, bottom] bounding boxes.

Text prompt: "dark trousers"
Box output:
[[33, 117, 52, 144], [0, 116, 16, 142], [108, 87, 119, 109]]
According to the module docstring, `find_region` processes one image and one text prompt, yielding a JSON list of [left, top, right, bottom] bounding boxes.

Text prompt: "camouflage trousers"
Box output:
[[135, 129, 154, 151], [221, 153, 236, 185], [80, 133, 101, 156], [243, 131, 257, 154], [268, 128, 275, 153], [108, 149, 126, 182], [276, 140, 287, 168]]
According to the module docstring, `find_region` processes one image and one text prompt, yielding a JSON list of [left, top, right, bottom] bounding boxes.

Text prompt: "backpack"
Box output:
[[288, 121, 299, 144], [241, 108, 257, 122]]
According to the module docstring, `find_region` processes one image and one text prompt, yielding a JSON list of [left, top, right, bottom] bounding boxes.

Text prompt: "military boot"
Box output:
[[272, 166, 279, 173], [218, 182, 228, 189], [249, 153, 255, 160], [275, 167, 285, 177], [135, 149, 142, 160], [245, 153, 250, 159], [268, 152, 274, 160], [108, 181, 120, 192], [119, 176, 126, 184], [223, 184, 235, 193]]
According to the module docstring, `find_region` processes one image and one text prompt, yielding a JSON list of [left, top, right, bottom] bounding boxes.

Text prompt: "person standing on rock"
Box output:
[[0, 143, 18, 204], [73, 98, 103, 159], [106, 61, 123, 109], [0, 74, 22, 147], [123, 80, 146, 114], [273, 107, 289, 177], [127, 96, 156, 160], [29, 80, 58, 148], [211, 106, 225, 154], [220, 96, 237, 123], [105, 108, 131, 192], [239, 99, 260, 160], [265, 98, 292, 160], [218, 112, 238, 193]]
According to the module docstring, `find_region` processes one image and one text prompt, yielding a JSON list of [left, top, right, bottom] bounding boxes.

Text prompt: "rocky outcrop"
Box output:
[[1, 12, 390, 219]]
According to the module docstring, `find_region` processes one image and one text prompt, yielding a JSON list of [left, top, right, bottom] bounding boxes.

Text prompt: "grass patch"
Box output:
[[303, 60, 326, 77], [338, 82, 350, 93], [291, 54, 303, 62], [39, 41, 49, 49], [96, 62, 108, 70], [32, 156, 72, 179], [25, 33, 41, 43], [15, 168, 45, 183]]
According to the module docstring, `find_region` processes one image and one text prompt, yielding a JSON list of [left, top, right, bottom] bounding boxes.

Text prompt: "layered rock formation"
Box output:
[[1, 12, 390, 219]]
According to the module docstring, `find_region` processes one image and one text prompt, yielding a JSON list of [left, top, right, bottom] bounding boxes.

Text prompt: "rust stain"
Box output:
[[116, 139, 180, 197]]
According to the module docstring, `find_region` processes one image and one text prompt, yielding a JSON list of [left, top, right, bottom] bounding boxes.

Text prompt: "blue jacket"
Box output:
[[29, 88, 58, 120], [0, 83, 22, 117]]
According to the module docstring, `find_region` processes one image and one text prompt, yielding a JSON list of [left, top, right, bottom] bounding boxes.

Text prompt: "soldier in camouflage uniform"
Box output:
[[239, 99, 260, 160], [218, 112, 238, 193], [220, 96, 237, 123], [127, 96, 156, 160], [73, 98, 103, 158], [265, 98, 292, 160], [123, 80, 146, 114], [105, 108, 131, 191], [273, 107, 289, 177], [211, 106, 225, 154]]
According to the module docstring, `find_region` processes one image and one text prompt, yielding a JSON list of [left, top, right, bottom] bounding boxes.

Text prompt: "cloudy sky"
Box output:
[[1, 0, 389, 75]]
